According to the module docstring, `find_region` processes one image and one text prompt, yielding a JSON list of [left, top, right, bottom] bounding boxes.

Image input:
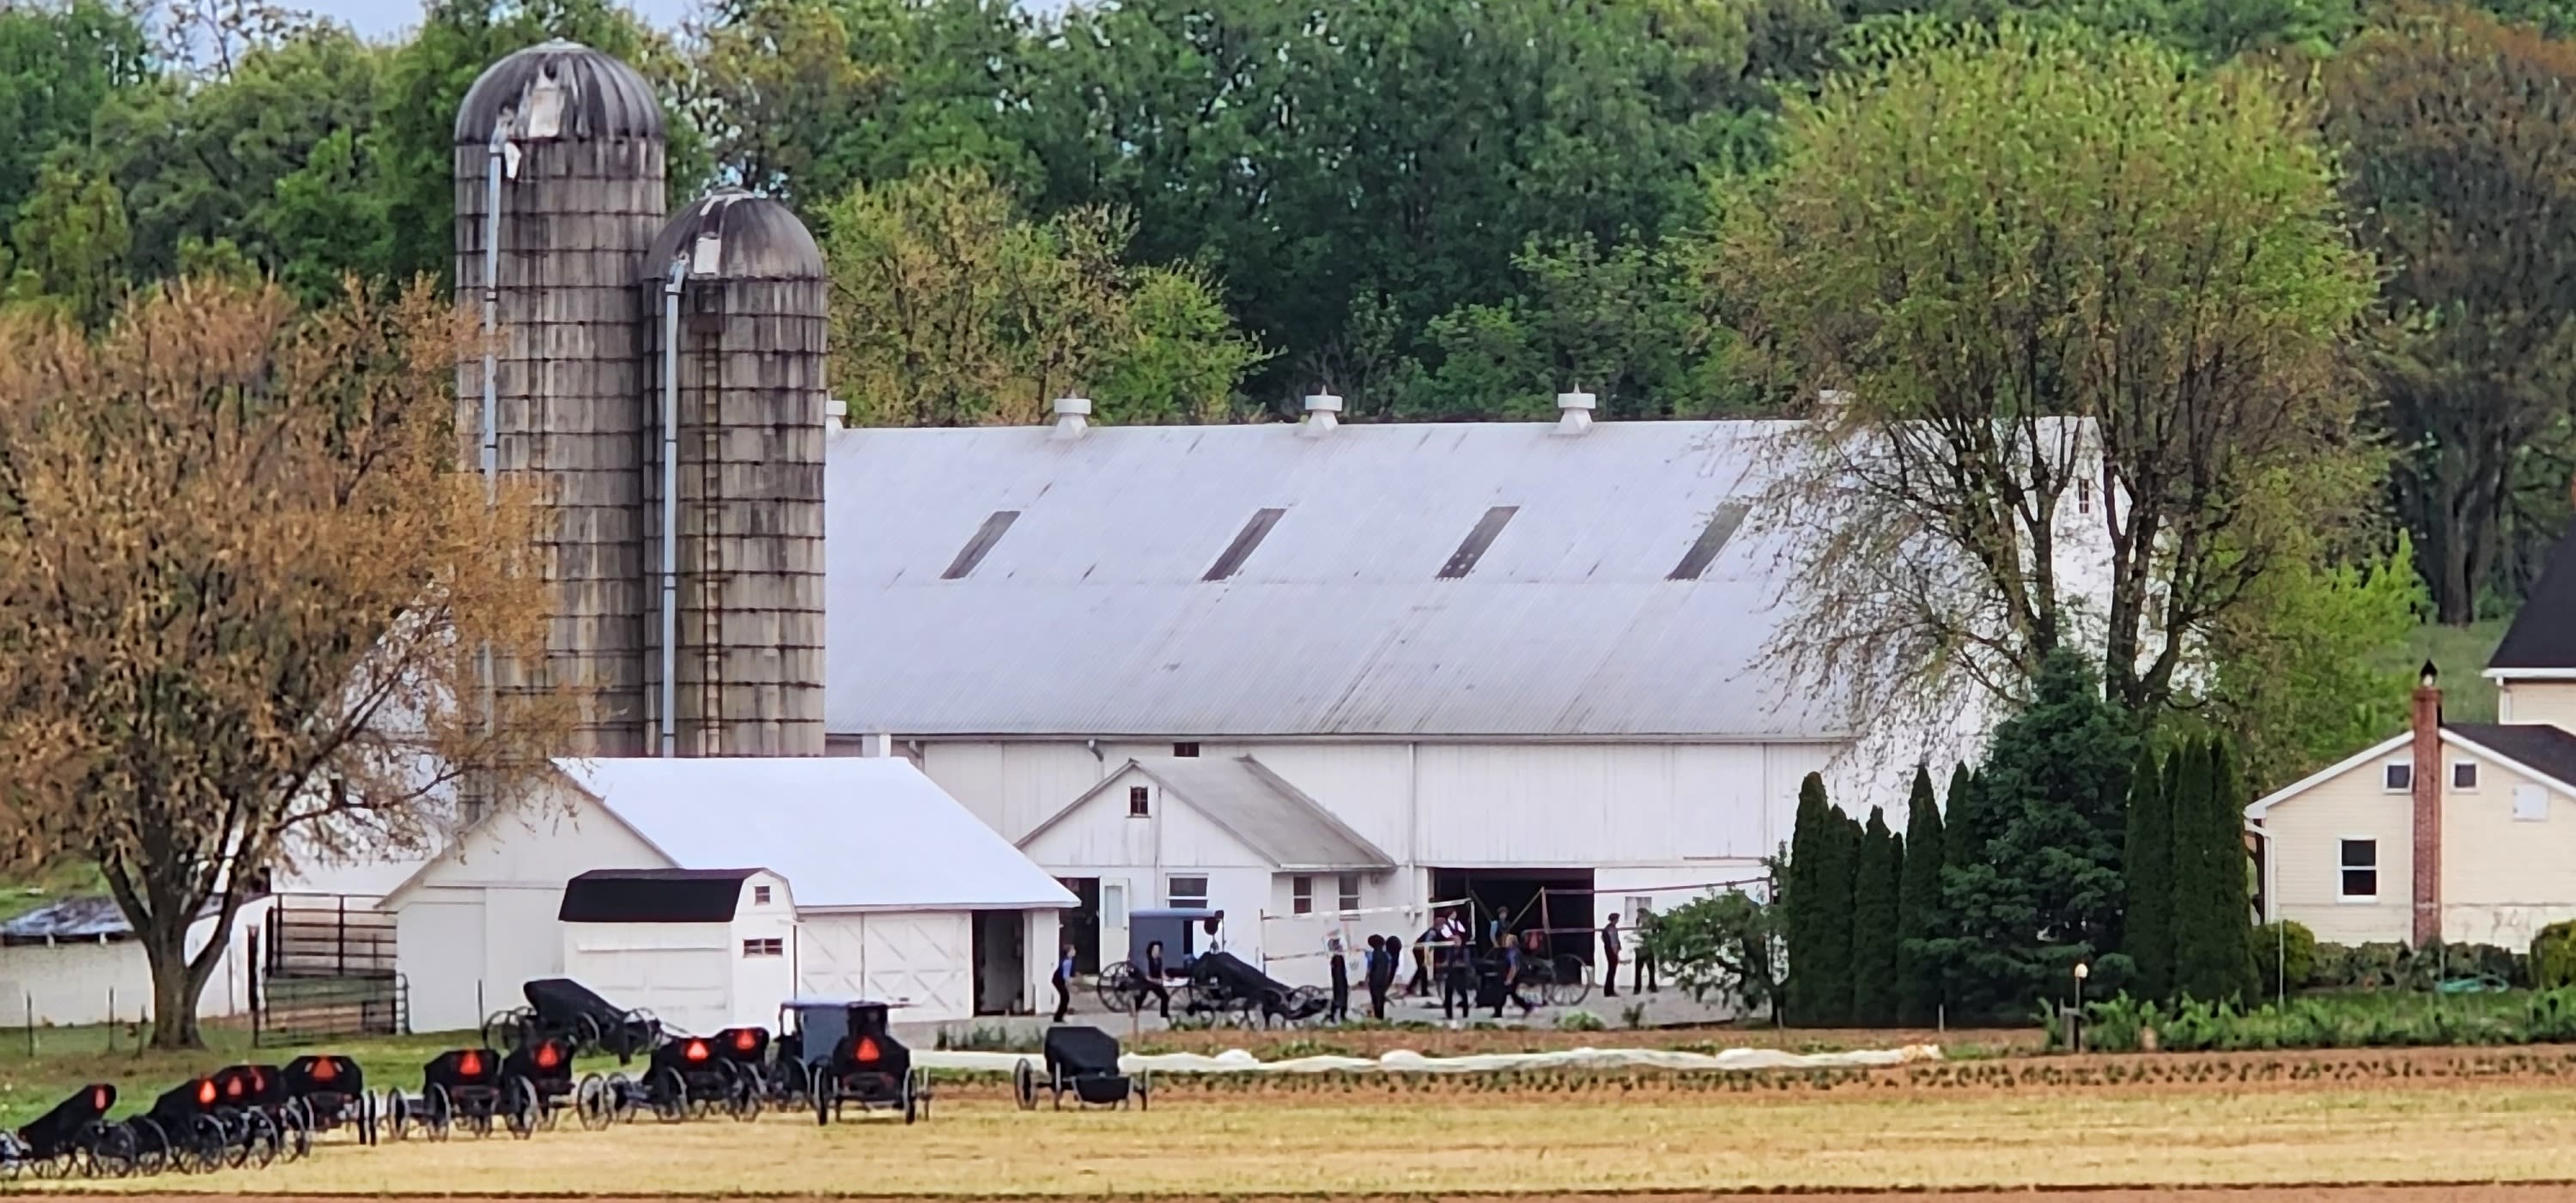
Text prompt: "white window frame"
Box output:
[[2515, 783, 2549, 823], [1128, 785, 1151, 817], [752, 884, 772, 906], [1291, 875, 1313, 915], [2382, 762, 2413, 793], [2338, 837, 2379, 902], [2452, 761, 2480, 793], [1168, 875, 1209, 909], [742, 938, 783, 958], [1336, 873, 1362, 914]]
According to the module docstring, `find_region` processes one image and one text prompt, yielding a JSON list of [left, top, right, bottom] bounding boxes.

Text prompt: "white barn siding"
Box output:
[[0, 908, 258, 1029], [566, 924, 732, 1036], [797, 912, 975, 1023]]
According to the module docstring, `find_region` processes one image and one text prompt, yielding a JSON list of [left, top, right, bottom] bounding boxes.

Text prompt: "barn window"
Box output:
[[1128, 786, 1150, 817], [753, 884, 772, 905], [2339, 839, 2378, 901], [1168, 876, 1208, 909], [742, 938, 783, 957], [1173, 742, 1200, 758], [1337, 874, 1361, 913], [1437, 506, 1519, 579], [1291, 876, 1313, 915], [2382, 762, 2413, 793], [940, 510, 1020, 580]]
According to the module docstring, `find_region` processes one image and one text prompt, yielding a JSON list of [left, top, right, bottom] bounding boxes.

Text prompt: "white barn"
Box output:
[[557, 869, 800, 1036], [821, 399, 2111, 983], [381, 757, 1073, 1033]]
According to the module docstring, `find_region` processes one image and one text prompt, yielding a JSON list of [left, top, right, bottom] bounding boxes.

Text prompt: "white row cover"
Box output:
[[920, 1042, 1943, 1075]]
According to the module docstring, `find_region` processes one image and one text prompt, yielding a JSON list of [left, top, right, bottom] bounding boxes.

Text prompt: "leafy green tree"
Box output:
[[1715, 17, 2377, 726], [2324, 5, 2576, 625], [0, 0, 147, 234], [1850, 806, 1902, 1026], [819, 166, 1265, 427], [6, 156, 131, 328], [1643, 880, 1786, 1018], [1931, 649, 2137, 1017], [2205, 536, 2427, 788], [1895, 765, 1946, 1025], [2121, 746, 2173, 1000]]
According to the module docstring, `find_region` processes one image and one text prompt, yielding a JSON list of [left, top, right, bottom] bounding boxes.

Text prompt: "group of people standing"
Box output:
[[1320, 902, 1662, 1023]]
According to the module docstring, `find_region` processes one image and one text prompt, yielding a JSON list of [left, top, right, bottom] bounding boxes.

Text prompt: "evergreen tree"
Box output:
[[1790, 775, 1857, 1026], [1896, 765, 1947, 1025], [2205, 736, 2261, 1000], [2169, 737, 2239, 1001], [2121, 746, 2174, 1000], [1784, 773, 1832, 1024], [1850, 806, 1902, 1025]]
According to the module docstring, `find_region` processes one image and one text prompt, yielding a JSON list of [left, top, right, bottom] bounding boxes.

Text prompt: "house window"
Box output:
[[1291, 876, 1313, 915], [1168, 876, 1209, 909], [2383, 763, 2413, 793], [2453, 762, 2480, 792], [2516, 784, 2549, 823], [2077, 477, 2093, 514], [2339, 839, 2378, 901], [1128, 786, 1150, 817], [1173, 742, 1200, 758], [1337, 874, 1361, 914], [742, 938, 783, 957], [753, 884, 772, 905]]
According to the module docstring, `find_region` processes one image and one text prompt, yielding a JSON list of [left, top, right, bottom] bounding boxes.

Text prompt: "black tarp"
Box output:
[[556, 869, 754, 923], [1043, 1025, 1121, 1077]]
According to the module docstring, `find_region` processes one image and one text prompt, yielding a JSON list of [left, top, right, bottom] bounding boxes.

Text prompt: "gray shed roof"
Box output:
[[1, 896, 131, 942], [824, 418, 1851, 740], [1028, 757, 1394, 871]]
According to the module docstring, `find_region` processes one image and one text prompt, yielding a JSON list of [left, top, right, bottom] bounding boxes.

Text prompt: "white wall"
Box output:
[[558, 871, 799, 1036], [0, 905, 258, 1029], [797, 911, 975, 1024]]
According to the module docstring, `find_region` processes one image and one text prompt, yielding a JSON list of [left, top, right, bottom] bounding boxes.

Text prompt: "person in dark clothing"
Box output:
[[1386, 936, 1407, 1003], [1142, 939, 1174, 1019], [1601, 914, 1622, 999], [1408, 926, 1435, 996], [1492, 932, 1535, 1018], [1633, 904, 1661, 993], [1364, 935, 1390, 1020], [1052, 943, 1076, 1023], [1441, 950, 1475, 1020], [1326, 931, 1351, 1024]]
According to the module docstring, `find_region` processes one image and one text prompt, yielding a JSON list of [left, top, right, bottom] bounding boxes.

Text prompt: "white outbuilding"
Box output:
[[381, 756, 1074, 1035]]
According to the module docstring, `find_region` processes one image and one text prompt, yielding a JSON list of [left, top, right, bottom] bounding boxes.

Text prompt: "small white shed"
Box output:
[[383, 757, 1075, 1035]]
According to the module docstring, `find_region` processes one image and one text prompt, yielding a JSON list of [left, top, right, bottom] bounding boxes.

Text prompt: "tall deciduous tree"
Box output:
[[820, 166, 1265, 427], [2323, 4, 2576, 624], [1895, 764, 1946, 1025], [1716, 18, 2377, 726], [2121, 745, 2174, 999], [0, 0, 147, 234], [1850, 806, 1902, 1026], [0, 278, 571, 1048], [5, 157, 131, 329]]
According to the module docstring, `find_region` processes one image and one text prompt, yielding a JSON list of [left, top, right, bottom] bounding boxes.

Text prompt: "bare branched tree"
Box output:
[[0, 277, 569, 1048]]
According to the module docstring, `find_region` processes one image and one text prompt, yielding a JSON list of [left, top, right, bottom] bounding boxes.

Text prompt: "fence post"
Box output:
[[22, 993, 31, 1058], [106, 987, 114, 1053]]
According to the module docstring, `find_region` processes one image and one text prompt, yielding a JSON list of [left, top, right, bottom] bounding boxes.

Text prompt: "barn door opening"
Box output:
[[1055, 878, 1101, 975], [971, 911, 1025, 1016]]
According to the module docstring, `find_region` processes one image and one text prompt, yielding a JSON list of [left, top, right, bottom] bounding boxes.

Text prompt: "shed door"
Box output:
[[1099, 878, 1130, 970], [399, 900, 487, 1034], [861, 914, 971, 1022]]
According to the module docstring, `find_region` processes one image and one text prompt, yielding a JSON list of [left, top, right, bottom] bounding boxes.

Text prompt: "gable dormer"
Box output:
[[2490, 520, 2576, 733]]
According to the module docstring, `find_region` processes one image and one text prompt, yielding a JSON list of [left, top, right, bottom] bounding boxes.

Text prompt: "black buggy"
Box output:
[[577, 1031, 763, 1126], [209, 1064, 312, 1163], [382, 1048, 537, 1140], [502, 1036, 584, 1132], [775, 999, 930, 1125], [0, 1084, 149, 1179], [281, 1054, 376, 1146], [487, 977, 661, 1063], [1013, 1025, 1150, 1111], [1185, 951, 1329, 1026], [146, 1074, 275, 1173]]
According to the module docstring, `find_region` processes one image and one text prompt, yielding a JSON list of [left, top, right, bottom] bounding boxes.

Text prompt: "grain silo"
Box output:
[[641, 191, 829, 757], [454, 39, 667, 757]]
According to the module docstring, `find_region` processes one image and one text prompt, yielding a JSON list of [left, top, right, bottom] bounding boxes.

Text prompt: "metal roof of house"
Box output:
[[1025, 757, 1394, 872], [2490, 521, 2576, 674], [557, 757, 1076, 913], [823, 419, 1853, 740], [1, 896, 131, 941]]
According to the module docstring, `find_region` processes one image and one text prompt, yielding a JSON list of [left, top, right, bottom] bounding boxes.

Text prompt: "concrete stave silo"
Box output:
[[641, 191, 829, 757], [453, 39, 667, 758]]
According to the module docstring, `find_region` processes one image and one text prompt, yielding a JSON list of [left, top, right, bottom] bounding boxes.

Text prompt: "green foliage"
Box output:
[[2533, 921, 2576, 990], [0, 0, 146, 234], [1849, 806, 1901, 1026], [1894, 765, 1946, 1025], [2065, 987, 2576, 1054], [2171, 737, 2260, 1004], [1927, 649, 2138, 1020], [1783, 773, 1844, 1024], [5, 155, 129, 327], [2206, 538, 2428, 790], [1643, 878, 1785, 1018], [2251, 920, 2317, 1001], [2120, 746, 2173, 1000]]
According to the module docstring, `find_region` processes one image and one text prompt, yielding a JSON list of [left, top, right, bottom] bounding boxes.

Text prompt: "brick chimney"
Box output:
[[2411, 659, 2442, 949]]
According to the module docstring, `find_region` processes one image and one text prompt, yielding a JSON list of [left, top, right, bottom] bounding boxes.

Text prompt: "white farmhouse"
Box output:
[[380, 756, 1072, 1033], [821, 396, 2109, 984]]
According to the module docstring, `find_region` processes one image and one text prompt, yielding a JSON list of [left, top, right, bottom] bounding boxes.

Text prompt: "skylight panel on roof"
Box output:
[[1204, 507, 1286, 581], [941, 510, 1020, 580], [1668, 502, 1752, 581], [1437, 506, 1519, 580]]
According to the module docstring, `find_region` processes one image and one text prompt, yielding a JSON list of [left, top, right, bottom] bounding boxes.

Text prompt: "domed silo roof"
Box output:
[[454, 39, 664, 146], [647, 191, 825, 281]]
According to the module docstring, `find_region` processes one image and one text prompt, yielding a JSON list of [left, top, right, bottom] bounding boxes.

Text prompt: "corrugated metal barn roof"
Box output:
[[824, 418, 1856, 739], [2, 896, 131, 941]]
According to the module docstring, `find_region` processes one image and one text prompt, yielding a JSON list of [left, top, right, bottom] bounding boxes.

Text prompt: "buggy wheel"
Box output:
[[647, 1066, 688, 1124], [1095, 961, 1139, 1013], [730, 1065, 763, 1121], [130, 1120, 167, 1176], [358, 1090, 379, 1147], [572, 1012, 605, 1059], [605, 1072, 640, 1124], [423, 1085, 453, 1142], [811, 1071, 833, 1127], [382, 1091, 410, 1142], [575, 1074, 615, 1131], [619, 1008, 660, 1062], [482, 1007, 529, 1052], [1547, 955, 1590, 1007], [901, 1075, 916, 1126], [185, 1115, 225, 1174], [243, 1111, 277, 1170], [1138, 1068, 1151, 1112], [506, 1078, 540, 1139], [31, 1151, 64, 1180], [1285, 986, 1327, 1024], [1012, 1058, 1037, 1110], [279, 1101, 311, 1162], [92, 1121, 137, 1178]]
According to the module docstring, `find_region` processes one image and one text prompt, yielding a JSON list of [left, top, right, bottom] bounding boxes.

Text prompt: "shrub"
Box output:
[[2534, 922, 2576, 989], [1557, 1010, 1606, 1032], [2251, 920, 2317, 997]]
